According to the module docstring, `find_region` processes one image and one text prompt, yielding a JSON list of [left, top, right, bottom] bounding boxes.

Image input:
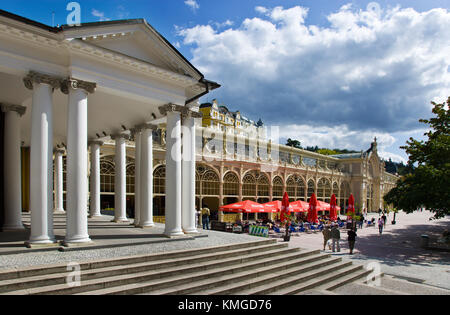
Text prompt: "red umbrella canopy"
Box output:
[[330, 194, 338, 221], [281, 192, 290, 222], [308, 194, 318, 224], [219, 200, 266, 213], [316, 201, 331, 211], [289, 200, 309, 212], [262, 201, 283, 213]]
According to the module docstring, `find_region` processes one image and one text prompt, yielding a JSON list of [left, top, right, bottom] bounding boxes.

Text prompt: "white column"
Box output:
[[113, 134, 129, 222], [27, 82, 55, 244], [133, 129, 142, 227], [162, 106, 184, 237], [53, 148, 65, 214], [89, 141, 103, 218], [64, 87, 91, 244], [139, 125, 156, 228], [1, 105, 26, 230], [182, 113, 198, 234]]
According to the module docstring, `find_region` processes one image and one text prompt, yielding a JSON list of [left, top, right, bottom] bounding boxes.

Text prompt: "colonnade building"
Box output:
[[0, 10, 219, 243], [0, 10, 398, 242]]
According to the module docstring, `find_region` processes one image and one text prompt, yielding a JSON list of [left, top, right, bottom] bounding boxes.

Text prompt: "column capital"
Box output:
[[1, 103, 27, 116], [137, 123, 158, 131], [23, 71, 62, 90], [158, 103, 185, 116], [60, 78, 97, 95], [88, 140, 104, 147], [158, 103, 203, 119], [111, 133, 131, 141]]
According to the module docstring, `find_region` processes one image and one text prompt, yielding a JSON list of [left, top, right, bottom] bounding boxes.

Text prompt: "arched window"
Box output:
[[257, 174, 270, 197], [333, 182, 339, 198], [202, 171, 220, 196], [223, 172, 239, 196], [154, 166, 166, 195], [297, 177, 306, 200], [286, 176, 296, 198], [242, 173, 256, 196], [100, 159, 115, 193], [126, 163, 135, 194], [272, 176, 284, 198]]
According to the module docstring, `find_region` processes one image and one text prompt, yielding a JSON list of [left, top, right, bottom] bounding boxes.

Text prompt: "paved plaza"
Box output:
[[286, 210, 450, 291], [0, 210, 448, 295]]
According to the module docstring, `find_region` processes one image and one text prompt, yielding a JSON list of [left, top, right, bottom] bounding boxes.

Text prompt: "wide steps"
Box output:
[[0, 242, 287, 294], [148, 250, 324, 295], [0, 238, 370, 295], [3, 243, 295, 295], [75, 248, 316, 295], [198, 255, 341, 296], [0, 239, 275, 282]]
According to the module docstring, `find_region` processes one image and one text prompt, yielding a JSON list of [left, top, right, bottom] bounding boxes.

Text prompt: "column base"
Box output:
[[63, 236, 92, 246], [61, 239, 94, 247], [113, 218, 130, 223], [183, 228, 199, 235], [53, 209, 66, 215], [138, 222, 155, 229], [89, 214, 104, 220], [25, 237, 58, 248], [164, 229, 185, 238]]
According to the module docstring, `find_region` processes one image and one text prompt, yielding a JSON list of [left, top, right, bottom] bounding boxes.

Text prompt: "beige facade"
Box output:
[[52, 124, 397, 223]]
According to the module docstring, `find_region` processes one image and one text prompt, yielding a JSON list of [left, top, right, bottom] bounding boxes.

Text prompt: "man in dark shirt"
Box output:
[[347, 229, 357, 255]]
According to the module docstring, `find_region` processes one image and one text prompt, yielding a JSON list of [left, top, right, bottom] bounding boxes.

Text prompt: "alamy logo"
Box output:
[[66, 2, 81, 26], [365, 262, 382, 287], [66, 262, 81, 287]]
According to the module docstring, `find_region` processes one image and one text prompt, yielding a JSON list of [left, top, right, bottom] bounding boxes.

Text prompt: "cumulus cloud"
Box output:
[[177, 4, 450, 136], [184, 0, 200, 12]]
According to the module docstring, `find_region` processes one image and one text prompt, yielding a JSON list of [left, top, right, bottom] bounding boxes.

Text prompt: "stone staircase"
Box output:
[[0, 239, 371, 295]]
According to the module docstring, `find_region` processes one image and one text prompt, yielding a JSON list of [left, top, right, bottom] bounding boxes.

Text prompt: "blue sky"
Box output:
[[1, 0, 449, 163]]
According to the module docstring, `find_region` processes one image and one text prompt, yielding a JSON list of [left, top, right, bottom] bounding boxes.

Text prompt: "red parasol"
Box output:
[[280, 192, 290, 223], [348, 194, 355, 217], [308, 193, 319, 224], [330, 194, 338, 221], [219, 200, 266, 213]]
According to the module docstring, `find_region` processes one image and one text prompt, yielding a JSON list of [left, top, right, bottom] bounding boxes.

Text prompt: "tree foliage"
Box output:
[[384, 97, 450, 219]]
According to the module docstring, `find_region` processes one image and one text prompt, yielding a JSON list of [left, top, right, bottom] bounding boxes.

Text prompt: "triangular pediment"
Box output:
[[62, 20, 201, 79]]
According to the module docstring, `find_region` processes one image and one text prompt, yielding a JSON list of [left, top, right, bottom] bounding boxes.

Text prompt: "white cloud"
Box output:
[[184, 0, 200, 12], [178, 5, 450, 135], [177, 4, 449, 160], [91, 9, 110, 21]]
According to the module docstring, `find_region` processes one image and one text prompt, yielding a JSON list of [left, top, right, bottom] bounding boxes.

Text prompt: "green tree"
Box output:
[[286, 138, 302, 149], [384, 97, 450, 219]]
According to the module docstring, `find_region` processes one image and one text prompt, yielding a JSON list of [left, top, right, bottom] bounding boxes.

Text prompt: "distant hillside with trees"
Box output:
[[285, 138, 359, 156]]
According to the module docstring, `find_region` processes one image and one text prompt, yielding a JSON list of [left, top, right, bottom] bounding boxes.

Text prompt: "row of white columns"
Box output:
[[22, 72, 96, 245], [2, 72, 200, 243], [161, 104, 200, 237]]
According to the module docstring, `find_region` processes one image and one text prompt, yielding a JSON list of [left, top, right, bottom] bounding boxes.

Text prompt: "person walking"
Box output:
[[358, 214, 364, 229], [382, 213, 387, 227], [331, 224, 341, 252], [347, 229, 357, 255], [322, 226, 332, 251], [202, 207, 210, 230], [378, 218, 384, 235]]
